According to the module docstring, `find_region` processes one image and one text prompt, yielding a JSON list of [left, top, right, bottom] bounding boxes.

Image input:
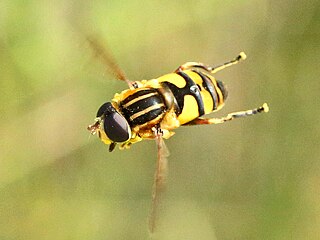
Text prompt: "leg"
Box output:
[[175, 61, 213, 73], [210, 52, 247, 74], [175, 52, 247, 74], [184, 103, 269, 126]]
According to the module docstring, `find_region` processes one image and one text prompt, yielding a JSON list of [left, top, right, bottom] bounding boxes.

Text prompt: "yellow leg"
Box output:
[[175, 52, 247, 74], [184, 103, 269, 126]]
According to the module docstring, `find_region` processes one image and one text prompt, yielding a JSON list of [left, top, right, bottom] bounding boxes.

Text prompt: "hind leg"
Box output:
[[184, 103, 269, 126], [175, 52, 247, 74]]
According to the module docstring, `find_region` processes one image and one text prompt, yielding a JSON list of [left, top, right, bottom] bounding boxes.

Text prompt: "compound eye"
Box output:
[[103, 110, 131, 143], [96, 102, 110, 117]]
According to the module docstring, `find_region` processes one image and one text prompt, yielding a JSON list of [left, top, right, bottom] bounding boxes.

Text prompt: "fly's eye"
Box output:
[[96, 102, 110, 117], [217, 80, 228, 100], [98, 102, 131, 143], [103, 112, 131, 142]]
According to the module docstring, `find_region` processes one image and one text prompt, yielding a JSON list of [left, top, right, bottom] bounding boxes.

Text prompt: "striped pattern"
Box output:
[[118, 69, 224, 128], [158, 69, 224, 124], [120, 89, 166, 127], [160, 70, 223, 114], [193, 70, 220, 110], [161, 71, 205, 116]]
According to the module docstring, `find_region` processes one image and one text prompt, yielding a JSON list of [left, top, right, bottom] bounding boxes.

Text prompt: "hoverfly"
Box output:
[[87, 37, 269, 233]]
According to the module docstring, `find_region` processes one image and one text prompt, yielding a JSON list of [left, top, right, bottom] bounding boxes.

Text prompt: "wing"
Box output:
[[87, 36, 135, 89], [149, 132, 169, 234]]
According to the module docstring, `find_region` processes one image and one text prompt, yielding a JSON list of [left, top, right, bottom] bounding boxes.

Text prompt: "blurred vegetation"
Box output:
[[1, 0, 319, 239]]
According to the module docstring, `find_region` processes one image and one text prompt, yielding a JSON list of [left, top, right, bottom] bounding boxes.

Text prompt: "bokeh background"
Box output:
[[1, 0, 319, 239]]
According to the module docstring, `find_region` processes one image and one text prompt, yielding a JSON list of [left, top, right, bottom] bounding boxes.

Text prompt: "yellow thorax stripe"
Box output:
[[122, 92, 158, 108], [130, 103, 165, 120]]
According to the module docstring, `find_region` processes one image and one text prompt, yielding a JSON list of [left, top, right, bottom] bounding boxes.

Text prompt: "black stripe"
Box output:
[[120, 89, 166, 127], [120, 89, 157, 105], [131, 107, 165, 126], [163, 71, 205, 117], [193, 70, 218, 110], [121, 93, 163, 117]]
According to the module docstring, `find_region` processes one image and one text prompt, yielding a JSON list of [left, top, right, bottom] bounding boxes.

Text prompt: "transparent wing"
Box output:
[[87, 36, 134, 88], [149, 132, 169, 234]]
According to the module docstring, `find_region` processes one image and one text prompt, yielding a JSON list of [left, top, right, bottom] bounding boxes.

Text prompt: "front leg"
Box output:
[[137, 127, 175, 140]]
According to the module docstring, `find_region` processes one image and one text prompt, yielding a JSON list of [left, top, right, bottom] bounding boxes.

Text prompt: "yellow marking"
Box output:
[[122, 92, 158, 108], [184, 70, 202, 85], [130, 103, 165, 120], [160, 107, 181, 130], [183, 70, 214, 114], [157, 73, 186, 88], [200, 90, 214, 114], [239, 52, 247, 60], [97, 129, 112, 144], [177, 95, 200, 125], [262, 103, 269, 112]]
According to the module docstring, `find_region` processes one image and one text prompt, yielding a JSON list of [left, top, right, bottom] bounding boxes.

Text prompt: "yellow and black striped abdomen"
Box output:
[[119, 88, 166, 128], [157, 70, 225, 125]]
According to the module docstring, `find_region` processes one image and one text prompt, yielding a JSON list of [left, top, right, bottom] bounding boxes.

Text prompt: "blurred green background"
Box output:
[[1, 0, 319, 239]]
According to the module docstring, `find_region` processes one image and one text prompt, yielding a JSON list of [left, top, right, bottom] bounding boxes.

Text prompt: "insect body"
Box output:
[[88, 52, 268, 152], [87, 38, 269, 233]]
